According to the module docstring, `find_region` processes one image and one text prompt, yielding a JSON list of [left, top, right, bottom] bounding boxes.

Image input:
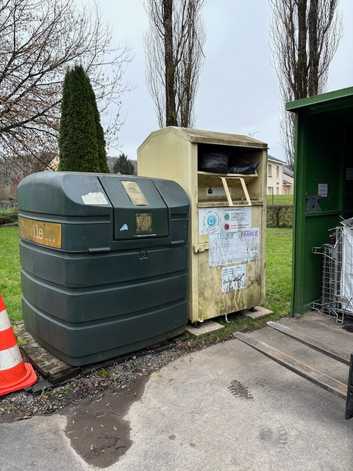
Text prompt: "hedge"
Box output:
[[267, 205, 293, 228], [0, 208, 18, 226]]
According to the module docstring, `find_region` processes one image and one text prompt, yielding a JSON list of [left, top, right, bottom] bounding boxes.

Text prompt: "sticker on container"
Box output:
[[136, 213, 152, 233], [199, 207, 251, 235], [81, 192, 108, 205], [122, 181, 148, 206], [222, 207, 251, 231], [318, 183, 328, 198], [221, 265, 246, 293], [199, 209, 221, 235], [208, 228, 259, 267], [19, 217, 62, 249]]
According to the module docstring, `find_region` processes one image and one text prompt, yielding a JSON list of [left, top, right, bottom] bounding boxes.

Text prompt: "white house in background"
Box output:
[[267, 155, 294, 195], [282, 165, 294, 194]]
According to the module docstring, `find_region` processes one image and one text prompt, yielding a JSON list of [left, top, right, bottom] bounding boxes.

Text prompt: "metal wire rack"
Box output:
[[312, 224, 353, 325]]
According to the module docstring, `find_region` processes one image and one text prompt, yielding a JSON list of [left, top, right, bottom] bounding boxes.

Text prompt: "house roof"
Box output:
[[286, 87, 353, 114], [283, 166, 294, 177], [268, 155, 286, 165], [139, 127, 268, 150]]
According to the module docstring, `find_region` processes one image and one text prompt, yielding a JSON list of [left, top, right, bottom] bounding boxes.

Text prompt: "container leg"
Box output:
[[345, 354, 353, 419]]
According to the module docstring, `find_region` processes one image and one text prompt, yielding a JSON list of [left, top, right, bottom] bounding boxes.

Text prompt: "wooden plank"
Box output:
[[239, 177, 252, 206], [220, 177, 233, 206], [345, 354, 353, 419], [234, 332, 347, 399], [267, 321, 351, 366], [15, 323, 80, 384]]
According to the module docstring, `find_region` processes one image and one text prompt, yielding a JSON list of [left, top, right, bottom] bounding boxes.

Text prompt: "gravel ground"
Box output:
[[0, 331, 231, 423]]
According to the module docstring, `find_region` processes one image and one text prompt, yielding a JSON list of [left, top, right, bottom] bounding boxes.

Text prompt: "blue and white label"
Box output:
[[199, 207, 251, 235], [206, 212, 218, 229], [120, 223, 129, 231]]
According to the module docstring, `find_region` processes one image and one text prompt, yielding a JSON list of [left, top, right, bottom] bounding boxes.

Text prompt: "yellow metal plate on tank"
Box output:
[[122, 181, 148, 206], [19, 217, 62, 249], [136, 213, 153, 233]]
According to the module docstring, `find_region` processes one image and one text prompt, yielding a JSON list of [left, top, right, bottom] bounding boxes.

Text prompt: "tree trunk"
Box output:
[[296, 0, 308, 99], [146, 0, 204, 129], [163, 0, 177, 126], [308, 0, 319, 95], [271, 0, 340, 167]]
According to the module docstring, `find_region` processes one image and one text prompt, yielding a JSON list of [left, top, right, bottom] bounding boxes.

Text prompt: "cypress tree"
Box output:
[[113, 153, 135, 175], [59, 65, 108, 172], [85, 77, 109, 173]]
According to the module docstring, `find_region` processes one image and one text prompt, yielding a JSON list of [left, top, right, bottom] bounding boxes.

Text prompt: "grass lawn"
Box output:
[[266, 194, 293, 206], [0, 226, 293, 323], [265, 227, 292, 315], [0, 226, 21, 321]]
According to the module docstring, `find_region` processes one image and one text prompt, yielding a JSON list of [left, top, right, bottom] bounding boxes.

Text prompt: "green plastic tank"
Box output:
[[17, 172, 189, 366]]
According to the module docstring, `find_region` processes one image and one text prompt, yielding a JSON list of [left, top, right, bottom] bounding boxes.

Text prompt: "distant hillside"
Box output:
[[107, 156, 137, 175]]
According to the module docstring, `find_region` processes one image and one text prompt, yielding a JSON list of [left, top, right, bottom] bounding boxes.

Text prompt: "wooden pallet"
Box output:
[[267, 321, 351, 365], [13, 322, 178, 386], [14, 323, 80, 384], [234, 320, 353, 419]]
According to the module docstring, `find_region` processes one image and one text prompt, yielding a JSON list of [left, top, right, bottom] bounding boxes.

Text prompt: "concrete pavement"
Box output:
[[1, 312, 352, 470], [0, 415, 86, 471]]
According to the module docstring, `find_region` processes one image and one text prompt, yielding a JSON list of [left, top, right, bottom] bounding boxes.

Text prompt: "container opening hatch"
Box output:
[[198, 143, 262, 175], [98, 176, 169, 240]]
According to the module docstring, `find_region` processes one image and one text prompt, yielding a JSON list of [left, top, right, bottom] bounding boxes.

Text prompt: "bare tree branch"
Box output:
[[0, 0, 129, 178], [271, 0, 341, 168], [145, 0, 204, 128]]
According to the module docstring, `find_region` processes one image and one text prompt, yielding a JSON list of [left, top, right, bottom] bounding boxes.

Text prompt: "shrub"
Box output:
[[267, 205, 293, 228], [59, 66, 108, 173]]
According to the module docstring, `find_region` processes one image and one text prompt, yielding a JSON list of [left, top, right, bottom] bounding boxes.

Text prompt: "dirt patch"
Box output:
[[65, 374, 148, 468]]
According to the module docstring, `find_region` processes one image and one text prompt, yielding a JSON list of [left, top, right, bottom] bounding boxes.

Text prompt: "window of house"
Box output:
[[276, 165, 280, 178], [268, 163, 272, 177]]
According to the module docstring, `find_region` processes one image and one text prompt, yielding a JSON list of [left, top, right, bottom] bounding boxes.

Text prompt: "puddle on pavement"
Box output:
[[64, 375, 148, 468]]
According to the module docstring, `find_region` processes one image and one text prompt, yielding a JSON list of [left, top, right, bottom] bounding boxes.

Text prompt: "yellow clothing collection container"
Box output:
[[138, 127, 267, 323]]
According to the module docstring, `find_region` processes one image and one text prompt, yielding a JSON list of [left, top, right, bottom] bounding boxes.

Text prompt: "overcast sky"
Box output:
[[95, 0, 353, 162]]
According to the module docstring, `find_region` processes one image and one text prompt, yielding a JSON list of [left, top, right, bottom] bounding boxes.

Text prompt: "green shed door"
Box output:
[[292, 113, 344, 314], [288, 87, 353, 315]]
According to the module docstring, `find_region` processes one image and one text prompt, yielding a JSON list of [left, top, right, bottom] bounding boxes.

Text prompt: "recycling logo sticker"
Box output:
[[205, 211, 220, 234]]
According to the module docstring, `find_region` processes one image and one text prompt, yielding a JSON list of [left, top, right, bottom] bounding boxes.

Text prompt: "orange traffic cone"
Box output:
[[0, 296, 37, 396]]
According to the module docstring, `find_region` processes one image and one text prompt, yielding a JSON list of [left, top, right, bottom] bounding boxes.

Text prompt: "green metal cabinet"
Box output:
[[288, 87, 353, 314]]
